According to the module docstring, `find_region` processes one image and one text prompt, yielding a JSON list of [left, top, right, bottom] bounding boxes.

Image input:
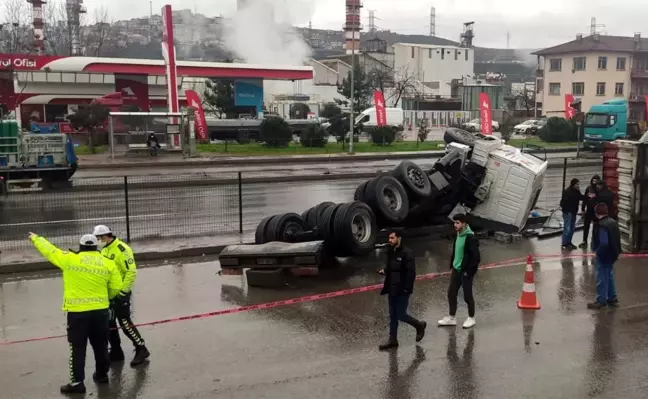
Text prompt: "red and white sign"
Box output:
[[115, 74, 150, 112], [161, 5, 179, 118], [644, 95, 648, 122], [564, 93, 576, 120], [373, 90, 387, 127], [0, 54, 62, 71], [184, 89, 208, 141], [478, 92, 492, 135]]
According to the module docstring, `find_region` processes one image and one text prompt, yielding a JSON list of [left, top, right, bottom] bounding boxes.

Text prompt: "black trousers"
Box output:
[[583, 214, 594, 242], [448, 269, 475, 317], [109, 293, 145, 350], [67, 309, 110, 383]]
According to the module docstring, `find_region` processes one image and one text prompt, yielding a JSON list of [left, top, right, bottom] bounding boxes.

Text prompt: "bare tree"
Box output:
[[1, 0, 32, 53], [385, 66, 420, 107], [508, 84, 536, 116], [84, 7, 127, 57], [44, 0, 73, 55]]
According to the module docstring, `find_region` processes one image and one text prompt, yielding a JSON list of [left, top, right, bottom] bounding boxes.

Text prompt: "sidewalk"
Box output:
[[78, 146, 578, 170], [0, 233, 254, 274]]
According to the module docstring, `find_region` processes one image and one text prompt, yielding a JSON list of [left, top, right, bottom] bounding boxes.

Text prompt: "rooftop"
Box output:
[[393, 42, 469, 50], [533, 34, 648, 56]]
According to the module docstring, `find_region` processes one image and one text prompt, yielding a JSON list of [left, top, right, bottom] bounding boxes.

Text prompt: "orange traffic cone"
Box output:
[[517, 255, 541, 310]]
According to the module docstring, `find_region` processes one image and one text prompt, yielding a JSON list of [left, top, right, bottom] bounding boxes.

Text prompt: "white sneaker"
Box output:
[[437, 316, 457, 326], [463, 317, 476, 329]]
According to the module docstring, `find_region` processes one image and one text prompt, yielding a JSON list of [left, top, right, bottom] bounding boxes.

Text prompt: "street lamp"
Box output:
[[349, 28, 355, 154]]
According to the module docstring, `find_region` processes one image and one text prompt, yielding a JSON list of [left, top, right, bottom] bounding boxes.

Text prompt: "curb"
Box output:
[[78, 147, 578, 170], [0, 244, 231, 275]]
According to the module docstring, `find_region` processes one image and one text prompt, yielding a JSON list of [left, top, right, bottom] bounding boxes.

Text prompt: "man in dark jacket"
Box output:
[[378, 231, 426, 351], [591, 181, 616, 251], [588, 203, 622, 309], [438, 214, 480, 329], [580, 175, 601, 249], [560, 178, 581, 250]]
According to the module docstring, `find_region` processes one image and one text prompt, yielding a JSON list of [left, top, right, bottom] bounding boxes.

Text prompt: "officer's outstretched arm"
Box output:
[[107, 261, 123, 300], [30, 235, 71, 270]]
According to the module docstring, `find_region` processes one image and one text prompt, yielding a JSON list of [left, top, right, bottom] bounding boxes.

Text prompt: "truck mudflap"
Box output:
[[219, 240, 326, 272]]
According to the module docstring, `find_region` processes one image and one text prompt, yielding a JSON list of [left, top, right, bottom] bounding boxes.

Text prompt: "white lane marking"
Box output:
[[0, 213, 167, 227]]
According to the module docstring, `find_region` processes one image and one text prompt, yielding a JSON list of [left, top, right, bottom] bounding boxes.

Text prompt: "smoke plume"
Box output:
[[223, 0, 313, 66]]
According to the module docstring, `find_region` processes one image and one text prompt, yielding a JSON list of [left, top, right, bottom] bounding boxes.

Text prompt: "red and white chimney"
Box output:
[[26, 0, 46, 54], [343, 0, 363, 54]]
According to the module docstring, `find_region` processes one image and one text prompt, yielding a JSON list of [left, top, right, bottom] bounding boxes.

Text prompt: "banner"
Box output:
[[564, 93, 576, 120], [373, 90, 387, 127], [161, 4, 179, 136], [478, 92, 492, 135], [185, 89, 208, 141], [114, 74, 150, 111], [644, 95, 648, 123]]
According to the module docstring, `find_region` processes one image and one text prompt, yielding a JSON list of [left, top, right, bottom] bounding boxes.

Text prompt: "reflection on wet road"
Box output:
[[1, 237, 648, 398]]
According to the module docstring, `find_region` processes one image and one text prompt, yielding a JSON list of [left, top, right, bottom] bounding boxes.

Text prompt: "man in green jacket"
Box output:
[[438, 214, 481, 329], [30, 233, 122, 395], [93, 225, 150, 367]]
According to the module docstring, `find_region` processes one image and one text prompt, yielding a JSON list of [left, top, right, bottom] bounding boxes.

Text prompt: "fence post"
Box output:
[[238, 172, 243, 234], [562, 157, 568, 192], [124, 176, 131, 243]]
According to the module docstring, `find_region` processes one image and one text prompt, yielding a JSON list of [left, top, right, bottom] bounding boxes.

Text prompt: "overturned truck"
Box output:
[[220, 130, 548, 285]]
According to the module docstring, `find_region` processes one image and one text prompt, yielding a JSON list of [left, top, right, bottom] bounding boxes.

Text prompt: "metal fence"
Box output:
[[0, 158, 602, 252]]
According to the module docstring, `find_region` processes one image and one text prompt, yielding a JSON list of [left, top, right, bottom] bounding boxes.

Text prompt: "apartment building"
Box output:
[[533, 33, 648, 120]]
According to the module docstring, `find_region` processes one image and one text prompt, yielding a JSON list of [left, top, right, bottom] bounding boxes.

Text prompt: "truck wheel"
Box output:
[[301, 207, 316, 228], [443, 128, 477, 147], [354, 181, 369, 201], [310, 202, 335, 228], [333, 201, 378, 256], [265, 213, 307, 242], [255, 215, 275, 244], [317, 203, 344, 241], [393, 161, 432, 198], [365, 176, 409, 224]]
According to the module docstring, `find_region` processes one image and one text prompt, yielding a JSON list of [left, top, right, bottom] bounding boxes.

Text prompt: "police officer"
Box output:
[[378, 231, 427, 350], [29, 232, 122, 395], [92, 225, 150, 366]]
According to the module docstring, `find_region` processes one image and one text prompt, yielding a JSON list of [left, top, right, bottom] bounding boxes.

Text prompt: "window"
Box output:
[[573, 57, 586, 71], [465, 50, 468, 61], [615, 83, 624, 95], [617, 57, 627, 70], [596, 82, 606, 96], [455, 50, 458, 60], [598, 56, 607, 70], [411, 47, 415, 58], [549, 58, 562, 71], [441, 49, 444, 60], [572, 82, 585, 95], [537, 79, 544, 93], [549, 82, 561, 95]]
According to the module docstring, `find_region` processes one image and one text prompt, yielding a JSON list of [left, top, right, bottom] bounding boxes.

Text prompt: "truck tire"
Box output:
[[255, 216, 275, 244], [354, 181, 369, 201], [365, 176, 409, 224], [265, 213, 307, 242], [317, 203, 344, 241], [310, 202, 335, 229], [393, 161, 432, 198], [443, 128, 477, 147], [332, 201, 378, 257], [301, 207, 316, 228]]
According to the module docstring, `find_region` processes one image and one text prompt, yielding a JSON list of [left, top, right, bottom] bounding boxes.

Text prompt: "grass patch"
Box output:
[[74, 145, 107, 155], [196, 141, 444, 155], [510, 137, 578, 148]]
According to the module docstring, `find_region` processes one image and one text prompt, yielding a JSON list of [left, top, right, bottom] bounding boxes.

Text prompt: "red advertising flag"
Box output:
[[478, 92, 493, 135], [564, 93, 576, 120], [161, 5, 179, 116], [185, 89, 208, 141], [644, 95, 648, 122], [373, 90, 387, 127]]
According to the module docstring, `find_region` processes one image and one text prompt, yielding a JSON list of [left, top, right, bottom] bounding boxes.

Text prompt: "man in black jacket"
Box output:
[[591, 181, 616, 251], [560, 178, 582, 250], [580, 175, 601, 249], [438, 214, 481, 329], [587, 203, 622, 309], [378, 231, 427, 351]]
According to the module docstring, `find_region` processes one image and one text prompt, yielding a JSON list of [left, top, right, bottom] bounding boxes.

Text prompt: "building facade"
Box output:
[[534, 34, 648, 120], [392, 43, 474, 98]]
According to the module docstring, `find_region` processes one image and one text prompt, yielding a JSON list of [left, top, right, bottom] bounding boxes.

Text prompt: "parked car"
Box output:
[[463, 118, 500, 132], [527, 119, 547, 135], [513, 119, 538, 135]]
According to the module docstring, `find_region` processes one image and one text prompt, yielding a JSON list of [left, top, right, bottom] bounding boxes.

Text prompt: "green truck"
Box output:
[[583, 99, 640, 150]]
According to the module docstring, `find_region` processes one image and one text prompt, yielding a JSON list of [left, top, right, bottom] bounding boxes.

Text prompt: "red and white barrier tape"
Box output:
[[1, 253, 646, 346]]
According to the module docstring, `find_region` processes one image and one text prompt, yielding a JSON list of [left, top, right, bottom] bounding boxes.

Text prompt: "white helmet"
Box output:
[[80, 234, 99, 246], [92, 225, 112, 236]]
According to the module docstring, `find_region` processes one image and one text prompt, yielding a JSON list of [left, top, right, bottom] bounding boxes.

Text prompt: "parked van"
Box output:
[[355, 107, 404, 132]]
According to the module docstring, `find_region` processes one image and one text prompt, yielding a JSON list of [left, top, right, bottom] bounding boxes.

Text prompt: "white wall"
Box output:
[[393, 43, 474, 97]]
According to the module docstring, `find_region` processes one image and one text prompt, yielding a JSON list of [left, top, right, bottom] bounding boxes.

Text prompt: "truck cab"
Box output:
[[583, 99, 628, 150]]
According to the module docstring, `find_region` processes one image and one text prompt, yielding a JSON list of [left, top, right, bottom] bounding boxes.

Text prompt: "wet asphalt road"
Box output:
[[1, 236, 648, 398], [0, 161, 601, 251]]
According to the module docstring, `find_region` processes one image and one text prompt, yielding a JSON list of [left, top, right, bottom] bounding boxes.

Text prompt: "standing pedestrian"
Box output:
[[591, 181, 616, 251], [378, 231, 427, 351], [93, 225, 150, 366], [580, 175, 601, 249], [560, 178, 582, 250], [588, 203, 622, 309], [29, 233, 122, 395], [438, 214, 480, 329]]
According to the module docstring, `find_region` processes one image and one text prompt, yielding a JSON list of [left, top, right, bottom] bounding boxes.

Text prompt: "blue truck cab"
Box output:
[[583, 99, 628, 150]]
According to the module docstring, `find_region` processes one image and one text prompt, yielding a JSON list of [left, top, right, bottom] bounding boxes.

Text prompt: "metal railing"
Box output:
[[0, 157, 602, 252]]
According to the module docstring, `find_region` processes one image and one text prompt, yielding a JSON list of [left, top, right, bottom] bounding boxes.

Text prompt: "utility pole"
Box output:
[[349, 28, 355, 154], [506, 31, 510, 49]]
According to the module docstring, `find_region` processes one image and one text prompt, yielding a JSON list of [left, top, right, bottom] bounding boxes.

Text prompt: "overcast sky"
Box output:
[[57, 0, 648, 48]]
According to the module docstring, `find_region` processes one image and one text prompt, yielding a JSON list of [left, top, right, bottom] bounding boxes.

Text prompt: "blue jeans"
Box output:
[[388, 294, 419, 338], [595, 259, 617, 304], [562, 212, 576, 246]]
